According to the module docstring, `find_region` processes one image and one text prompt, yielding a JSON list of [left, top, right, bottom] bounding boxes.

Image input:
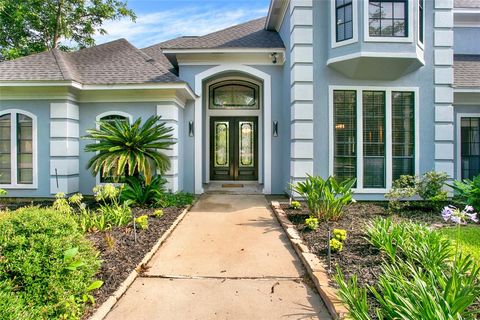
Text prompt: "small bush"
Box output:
[[153, 209, 164, 218], [333, 228, 347, 241], [135, 215, 149, 230], [451, 174, 480, 210], [120, 175, 166, 206], [291, 175, 355, 221], [330, 238, 343, 252], [290, 201, 301, 210], [0, 207, 101, 319], [304, 216, 318, 230], [385, 171, 448, 212]]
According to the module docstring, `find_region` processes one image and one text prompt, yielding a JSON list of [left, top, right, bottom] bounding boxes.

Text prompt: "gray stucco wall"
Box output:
[[279, 4, 292, 194], [454, 27, 480, 54], [312, 0, 436, 200]]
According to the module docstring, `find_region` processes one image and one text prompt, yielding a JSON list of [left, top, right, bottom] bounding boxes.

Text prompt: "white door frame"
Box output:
[[194, 64, 272, 194]]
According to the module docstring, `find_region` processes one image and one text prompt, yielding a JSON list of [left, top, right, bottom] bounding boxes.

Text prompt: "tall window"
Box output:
[[0, 111, 34, 186], [336, 0, 353, 42], [363, 91, 386, 188], [369, 0, 408, 37], [418, 0, 424, 44], [98, 114, 130, 183], [392, 92, 415, 180], [334, 90, 357, 184], [460, 118, 480, 180]]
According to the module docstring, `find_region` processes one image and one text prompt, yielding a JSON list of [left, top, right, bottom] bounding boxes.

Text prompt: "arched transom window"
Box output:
[[209, 80, 259, 109], [0, 110, 36, 187], [96, 113, 131, 183]]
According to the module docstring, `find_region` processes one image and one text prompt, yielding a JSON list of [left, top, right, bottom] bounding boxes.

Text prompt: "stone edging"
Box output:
[[89, 202, 195, 320], [271, 201, 348, 320]]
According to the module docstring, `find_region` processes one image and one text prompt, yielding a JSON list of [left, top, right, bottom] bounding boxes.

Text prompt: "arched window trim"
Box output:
[[209, 80, 260, 109], [0, 109, 38, 189], [95, 111, 133, 185]]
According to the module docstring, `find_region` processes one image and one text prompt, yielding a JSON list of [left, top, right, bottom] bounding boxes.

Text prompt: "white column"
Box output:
[[49, 102, 80, 194], [433, 0, 455, 179], [157, 104, 180, 192], [290, 0, 314, 185]]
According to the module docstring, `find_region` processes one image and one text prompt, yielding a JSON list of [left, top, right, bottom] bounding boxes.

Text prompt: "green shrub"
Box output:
[[291, 175, 355, 221], [337, 219, 480, 319], [333, 228, 347, 241], [157, 192, 194, 208], [0, 188, 6, 196], [134, 215, 148, 230], [290, 201, 301, 210], [152, 209, 164, 218], [304, 216, 318, 230], [451, 174, 480, 210], [120, 175, 166, 206], [385, 171, 448, 212], [330, 238, 343, 252], [0, 207, 101, 319]]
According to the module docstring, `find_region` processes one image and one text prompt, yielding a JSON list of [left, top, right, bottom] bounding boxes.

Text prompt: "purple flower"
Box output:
[[465, 205, 475, 213], [466, 213, 478, 223], [442, 206, 454, 222], [451, 215, 462, 224]]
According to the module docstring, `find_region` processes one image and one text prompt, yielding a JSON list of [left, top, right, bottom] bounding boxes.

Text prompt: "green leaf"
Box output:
[[86, 280, 104, 292]]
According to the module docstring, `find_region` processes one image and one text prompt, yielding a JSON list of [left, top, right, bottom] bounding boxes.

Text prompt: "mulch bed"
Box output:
[[281, 201, 447, 314], [82, 206, 185, 319]]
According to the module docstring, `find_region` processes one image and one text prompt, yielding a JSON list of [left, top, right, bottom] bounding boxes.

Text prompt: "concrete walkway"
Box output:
[[105, 194, 331, 320]]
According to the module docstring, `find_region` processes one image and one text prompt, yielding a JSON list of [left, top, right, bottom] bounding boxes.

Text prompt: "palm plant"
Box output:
[[83, 115, 174, 185]]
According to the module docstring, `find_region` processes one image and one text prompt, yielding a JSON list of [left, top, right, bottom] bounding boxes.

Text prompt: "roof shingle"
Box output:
[[454, 54, 480, 88], [0, 39, 182, 84], [145, 17, 284, 50]]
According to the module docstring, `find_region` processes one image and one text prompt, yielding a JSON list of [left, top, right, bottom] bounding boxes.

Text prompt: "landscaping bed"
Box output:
[[83, 206, 185, 318], [281, 202, 455, 306]]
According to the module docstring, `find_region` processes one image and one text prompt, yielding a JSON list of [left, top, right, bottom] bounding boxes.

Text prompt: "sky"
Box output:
[[94, 0, 271, 48]]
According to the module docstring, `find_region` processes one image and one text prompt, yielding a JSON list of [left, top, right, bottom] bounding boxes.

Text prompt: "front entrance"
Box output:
[[210, 117, 258, 181]]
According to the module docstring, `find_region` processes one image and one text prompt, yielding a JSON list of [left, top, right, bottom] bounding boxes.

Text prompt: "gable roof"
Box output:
[[146, 17, 284, 51], [0, 39, 182, 84], [454, 54, 480, 88], [454, 0, 480, 8]]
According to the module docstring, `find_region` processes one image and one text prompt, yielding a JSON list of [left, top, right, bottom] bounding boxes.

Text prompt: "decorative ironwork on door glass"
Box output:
[[214, 121, 229, 167], [239, 121, 254, 167]]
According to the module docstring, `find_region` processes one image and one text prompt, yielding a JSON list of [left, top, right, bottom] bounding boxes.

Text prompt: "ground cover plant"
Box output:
[[0, 207, 101, 320], [283, 172, 480, 319]]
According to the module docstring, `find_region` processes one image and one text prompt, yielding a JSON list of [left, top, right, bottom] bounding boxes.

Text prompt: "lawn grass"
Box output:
[[438, 225, 480, 262]]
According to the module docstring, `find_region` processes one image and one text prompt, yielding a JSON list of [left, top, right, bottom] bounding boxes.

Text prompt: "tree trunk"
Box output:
[[52, 0, 64, 48]]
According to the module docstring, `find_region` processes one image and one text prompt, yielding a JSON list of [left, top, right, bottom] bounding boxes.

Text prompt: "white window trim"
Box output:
[[328, 86, 420, 193], [455, 113, 480, 181], [416, 0, 425, 50], [331, 0, 359, 48], [363, 0, 414, 43], [0, 109, 38, 189], [95, 111, 133, 185]]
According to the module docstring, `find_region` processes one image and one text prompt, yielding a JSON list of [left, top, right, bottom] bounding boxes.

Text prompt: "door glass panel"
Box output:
[[214, 121, 229, 167], [0, 114, 11, 184], [209, 80, 259, 109], [239, 121, 254, 168]]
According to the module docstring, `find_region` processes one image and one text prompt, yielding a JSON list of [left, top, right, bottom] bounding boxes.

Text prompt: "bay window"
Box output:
[[332, 88, 416, 190], [0, 110, 36, 187]]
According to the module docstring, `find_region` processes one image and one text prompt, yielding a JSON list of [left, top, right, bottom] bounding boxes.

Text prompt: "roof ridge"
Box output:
[[121, 40, 182, 81], [51, 48, 72, 81], [200, 17, 267, 38]]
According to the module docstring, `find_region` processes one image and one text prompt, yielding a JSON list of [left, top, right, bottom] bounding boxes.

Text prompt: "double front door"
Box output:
[[210, 117, 258, 181]]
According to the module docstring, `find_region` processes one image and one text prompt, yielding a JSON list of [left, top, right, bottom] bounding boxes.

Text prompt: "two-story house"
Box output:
[[0, 0, 479, 199]]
